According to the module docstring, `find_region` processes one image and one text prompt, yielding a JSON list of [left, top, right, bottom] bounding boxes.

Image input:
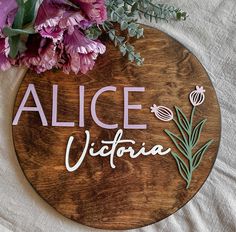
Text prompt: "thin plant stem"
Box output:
[[186, 106, 196, 188]]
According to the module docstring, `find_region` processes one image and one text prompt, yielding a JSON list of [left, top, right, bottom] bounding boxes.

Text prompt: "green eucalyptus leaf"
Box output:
[[131, 2, 138, 13], [108, 29, 115, 41], [120, 21, 128, 31], [85, 26, 102, 40], [128, 52, 134, 62], [116, 6, 125, 16], [119, 44, 127, 56]]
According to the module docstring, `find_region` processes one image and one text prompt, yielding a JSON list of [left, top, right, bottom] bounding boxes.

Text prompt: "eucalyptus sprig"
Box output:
[[86, 0, 187, 65], [0, 0, 187, 74], [125, 0, 187, 21]]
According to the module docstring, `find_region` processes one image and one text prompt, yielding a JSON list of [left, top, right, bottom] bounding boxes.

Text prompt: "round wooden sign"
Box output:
[[12, 26, 221, 230]]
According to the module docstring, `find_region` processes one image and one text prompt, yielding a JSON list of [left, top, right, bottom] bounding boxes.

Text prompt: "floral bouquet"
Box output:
[[0, 0, 186, 74]]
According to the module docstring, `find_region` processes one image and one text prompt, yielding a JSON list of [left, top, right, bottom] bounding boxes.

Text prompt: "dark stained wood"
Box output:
[[12, 26, 221, 230]]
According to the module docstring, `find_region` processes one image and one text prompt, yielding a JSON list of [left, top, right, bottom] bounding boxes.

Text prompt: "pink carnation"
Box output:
[[3, 0, 107, 74], [0, 0, 18, 71], [72, 0, 107, 24], [59, 27, 106, 74], [34, 0, 94, 42], [0, 37, 11, 71], [0, 0, 18, 35], [19, 35, 59, 73], [34, 0, 67, 42]]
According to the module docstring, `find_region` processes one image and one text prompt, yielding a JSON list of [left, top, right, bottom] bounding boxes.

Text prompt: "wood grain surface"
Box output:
[[12, 26, 221, 230]]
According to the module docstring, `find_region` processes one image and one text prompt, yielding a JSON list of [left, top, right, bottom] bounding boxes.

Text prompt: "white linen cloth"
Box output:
[[0, 0, 235, 231]]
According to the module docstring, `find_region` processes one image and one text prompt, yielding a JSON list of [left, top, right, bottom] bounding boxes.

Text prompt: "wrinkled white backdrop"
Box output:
[[0, 1, 235, 232]]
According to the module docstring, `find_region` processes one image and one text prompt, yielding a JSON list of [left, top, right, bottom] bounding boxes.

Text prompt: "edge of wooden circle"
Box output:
[[11, 25, 222, 230]]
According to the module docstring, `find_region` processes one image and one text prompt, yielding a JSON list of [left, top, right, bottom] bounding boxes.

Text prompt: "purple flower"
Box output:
[[0, 0, 18, 70], [59, 27, 106, 74], [73, 0, 107, 24], [35, 0, 92, 42], [19, 35, 59, 73], [0, 0, 18, 35], [0, 37, 11, 71], [59, 10, 92, 33], [151, 104, 174, 122], [59, 51, 98, 74], [189, 86, 205, 106], [34, 0, 66, 42], [39, 25, 64, 43]]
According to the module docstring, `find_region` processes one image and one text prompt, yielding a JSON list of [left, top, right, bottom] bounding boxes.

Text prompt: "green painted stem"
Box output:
[[189, 106, 196, 135], [186, 177, 191, 189], [186, 106, 196, 189]]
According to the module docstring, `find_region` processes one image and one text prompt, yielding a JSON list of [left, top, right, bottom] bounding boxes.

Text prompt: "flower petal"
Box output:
[[0, 37, 11, 71], [64, 27, 106, 54], [72, 0, 107, 24], [19, 35, 58, 73], [59, 11, 92, 31], [0, 0, 18, 34], [39, 26, 64, 42], [34, 0, 66, 31]]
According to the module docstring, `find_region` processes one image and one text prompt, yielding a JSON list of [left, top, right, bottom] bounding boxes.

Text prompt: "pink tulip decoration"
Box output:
[[150, 104, 173, 122], [189, 86, 205, 106]]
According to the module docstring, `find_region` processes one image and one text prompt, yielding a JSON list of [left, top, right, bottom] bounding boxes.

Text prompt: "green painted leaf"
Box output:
[[191, 119, 207, 147], [179, 143, 188, 155], [192, 140, 213, 170], [175, 106, 190, 133], [165, 129, 189, 158], [171, 152, 189, 182]]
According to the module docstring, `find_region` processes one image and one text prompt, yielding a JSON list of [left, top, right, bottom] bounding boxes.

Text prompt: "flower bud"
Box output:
[[150, 104, 173, 122], [189, 86, 205, 106]]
